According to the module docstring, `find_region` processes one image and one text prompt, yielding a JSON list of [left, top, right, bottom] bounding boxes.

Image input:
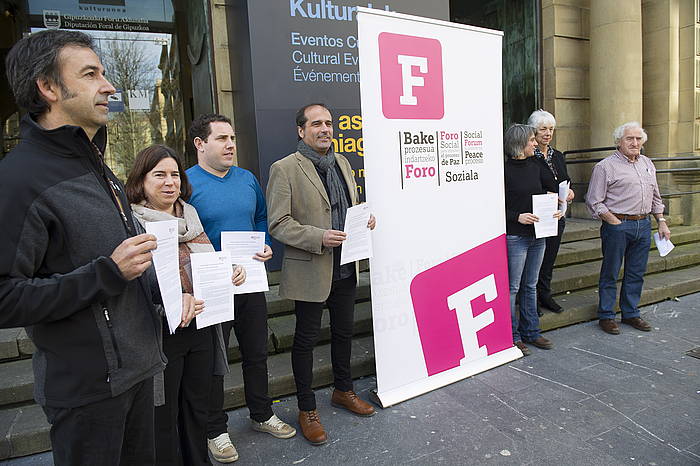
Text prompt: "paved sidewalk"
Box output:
[[4, 294, 700, 465]]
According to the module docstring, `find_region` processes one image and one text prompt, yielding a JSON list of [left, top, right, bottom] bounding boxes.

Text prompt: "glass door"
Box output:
[[2, 0, 187, 181]]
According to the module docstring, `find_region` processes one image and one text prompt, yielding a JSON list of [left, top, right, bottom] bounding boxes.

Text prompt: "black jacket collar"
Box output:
[[20, 113, 108, 157]]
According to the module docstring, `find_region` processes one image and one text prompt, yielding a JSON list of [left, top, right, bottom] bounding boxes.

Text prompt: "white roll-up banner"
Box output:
[[358, 7, 522, 408]]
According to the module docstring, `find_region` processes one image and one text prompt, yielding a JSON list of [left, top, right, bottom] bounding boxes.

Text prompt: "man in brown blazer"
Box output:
[[267, 103, 376, 445]]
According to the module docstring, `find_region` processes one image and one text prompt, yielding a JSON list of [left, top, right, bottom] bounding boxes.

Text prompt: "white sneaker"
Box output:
[[207, 433, 239, 463], [251, 414, 297, 439]]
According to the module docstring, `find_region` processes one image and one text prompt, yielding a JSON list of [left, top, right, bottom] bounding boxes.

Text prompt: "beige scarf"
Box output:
[[131, 199, 214, 293]]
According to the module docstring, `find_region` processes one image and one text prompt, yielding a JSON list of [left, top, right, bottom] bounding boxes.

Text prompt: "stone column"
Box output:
[[589, 0, 643, 147]]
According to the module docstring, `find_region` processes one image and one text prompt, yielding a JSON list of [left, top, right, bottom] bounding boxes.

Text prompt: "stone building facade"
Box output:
[[541, 0, 699, 223]]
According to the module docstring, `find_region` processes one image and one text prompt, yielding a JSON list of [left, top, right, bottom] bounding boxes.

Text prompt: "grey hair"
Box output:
[[5, 29, 96, 116], [527, 109, 556, 129], [613, 122, 648, 147], [504, 124, 535, 158]]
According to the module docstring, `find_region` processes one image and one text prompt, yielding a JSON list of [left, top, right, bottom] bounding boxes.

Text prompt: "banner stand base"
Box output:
[[369, 389, 388, 409], [372, 347, 522, 408]]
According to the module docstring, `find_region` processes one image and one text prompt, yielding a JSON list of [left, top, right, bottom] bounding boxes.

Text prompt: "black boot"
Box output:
[[539, 295, 563, 313]]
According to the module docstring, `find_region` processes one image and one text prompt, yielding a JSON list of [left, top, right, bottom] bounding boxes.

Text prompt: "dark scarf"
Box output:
[[297, 140, 349, 232], [534, 145, 558, 179]]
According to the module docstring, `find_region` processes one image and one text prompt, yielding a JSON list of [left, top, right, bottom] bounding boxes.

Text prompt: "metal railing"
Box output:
[[563, 147, 700, 199]]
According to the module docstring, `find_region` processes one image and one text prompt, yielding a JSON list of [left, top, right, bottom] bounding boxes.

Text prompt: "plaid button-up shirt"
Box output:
[[586, 150, 665, 219]]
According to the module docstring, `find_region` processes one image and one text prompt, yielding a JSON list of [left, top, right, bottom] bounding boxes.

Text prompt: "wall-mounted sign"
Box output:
[[28, 0, 175, 33], [108, 91, 124, 112], [127, 89, 152, 111], [233, 0, 449, 195], [232, 0, 450, 270]]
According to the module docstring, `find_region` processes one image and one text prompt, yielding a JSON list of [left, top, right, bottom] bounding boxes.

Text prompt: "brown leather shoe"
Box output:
[[599, 319, 620, 335], [298, 410, 327, 445], [621, 317, 652, 332], [525, 336, 553, 350], [514, 341, 531, 356], [331, 389, 376, 417]]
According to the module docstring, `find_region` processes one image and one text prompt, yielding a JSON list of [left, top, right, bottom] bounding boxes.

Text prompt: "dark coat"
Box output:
[[0, 115, 166, 408]]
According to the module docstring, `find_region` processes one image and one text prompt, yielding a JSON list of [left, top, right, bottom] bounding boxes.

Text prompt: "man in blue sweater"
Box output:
[[186, 114, 296, 463]]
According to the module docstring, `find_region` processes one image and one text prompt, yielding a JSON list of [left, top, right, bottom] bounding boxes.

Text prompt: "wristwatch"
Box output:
[[657, 217, 667, 223]]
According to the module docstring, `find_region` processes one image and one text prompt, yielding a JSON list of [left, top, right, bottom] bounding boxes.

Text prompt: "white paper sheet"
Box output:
[[191, 251, 235, 329], [145, 220, 182, 335], [653, 232, 675, 257], [532, 193, 559, 239], [558, 180, 570, 216], [220, 231, 269, 294], [340, 203, 373, 265]]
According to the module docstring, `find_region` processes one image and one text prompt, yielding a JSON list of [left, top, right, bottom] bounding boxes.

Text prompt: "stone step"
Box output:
[[3, 226, 698, 364], [0, 273, 372, 364], [0, 303, 375, 408], [559, 215, 685, 244], [0, 329, 23, 361], [5, 237, 698, 408], [0, 359, 34, 408], [224, 264, 700, 416], [559, 218, 601, 243], [224, 301, 373, 362], [264, 226, 699, 318], [222, 335, 375, 411], [0, 336, 376, 460], [267, 301, 373, 353], [2, 225, 699, 460], [5, 233, 699, 408], [0, 329, 33, 364], [553, 225, 700, 267], [260, 241, 698, 355], [540, 263, 700, 332], [3, 258, 700, 460], [266, 259, 369, 287], [0, 404, 51, 460], [265, 272, 371, 318], [551, 242, 700, 295]]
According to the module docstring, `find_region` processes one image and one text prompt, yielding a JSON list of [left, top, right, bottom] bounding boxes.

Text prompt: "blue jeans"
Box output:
[[598, 218, 651, 320], [507, 235, 546, 342]]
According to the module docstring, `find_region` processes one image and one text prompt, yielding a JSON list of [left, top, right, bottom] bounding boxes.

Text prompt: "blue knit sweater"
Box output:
[[186, 164, 270, 251]]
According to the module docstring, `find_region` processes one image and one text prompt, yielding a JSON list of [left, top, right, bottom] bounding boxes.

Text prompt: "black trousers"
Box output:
[[42, 377, 155, 466], [293, 275, 356, 411], [208, 292, 272, 438], [155, 324, 213, 466], [537, 217, 566, 299]]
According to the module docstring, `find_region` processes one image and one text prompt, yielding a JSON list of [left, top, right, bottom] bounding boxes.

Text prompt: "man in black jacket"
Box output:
[[0, 30, 166, 465]]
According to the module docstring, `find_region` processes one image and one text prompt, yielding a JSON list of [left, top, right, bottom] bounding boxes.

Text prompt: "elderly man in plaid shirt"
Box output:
[[586, 122, 671, 335]]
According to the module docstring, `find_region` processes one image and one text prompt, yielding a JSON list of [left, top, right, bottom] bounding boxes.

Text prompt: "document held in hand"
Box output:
[[558, 180, 570, 216], [221, 231, 269, 294], [145, 220, 182, 335], [340, 203, 373, 265], [653, 232, 674, 257], [191, 251, 235, 329], [532, 193, 559, 239]]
